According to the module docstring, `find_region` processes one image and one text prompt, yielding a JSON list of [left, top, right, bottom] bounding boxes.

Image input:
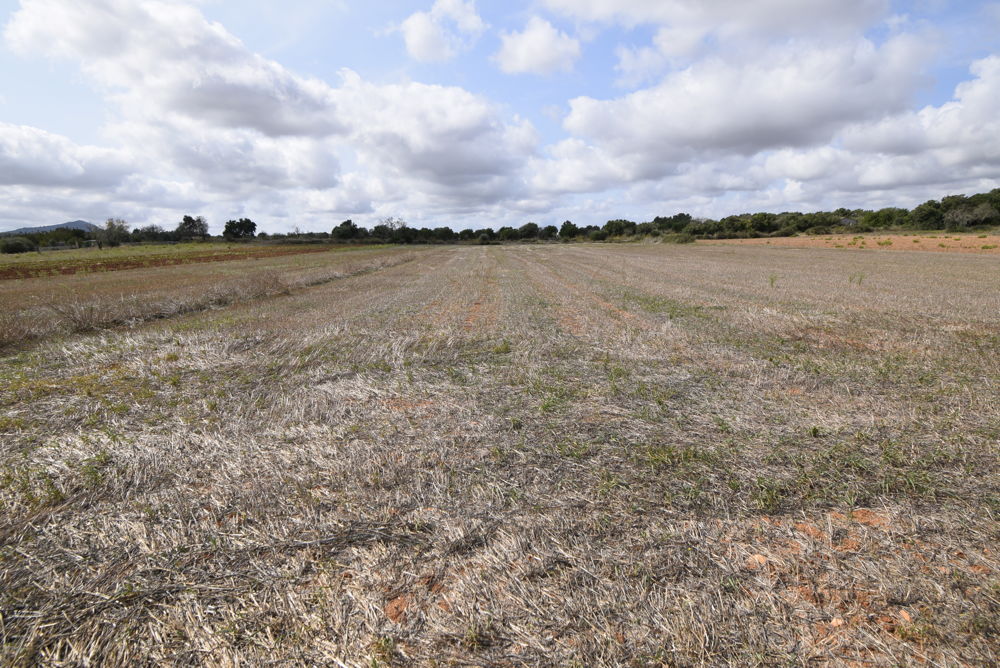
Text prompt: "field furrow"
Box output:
[[1, 244, 997, 666]]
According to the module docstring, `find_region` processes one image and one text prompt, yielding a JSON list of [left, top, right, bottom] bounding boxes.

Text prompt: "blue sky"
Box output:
[[1, 0, 999, 233]]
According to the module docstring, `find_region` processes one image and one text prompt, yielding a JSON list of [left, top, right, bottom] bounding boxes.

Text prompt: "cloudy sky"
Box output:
[[1, 0, 998, 233]]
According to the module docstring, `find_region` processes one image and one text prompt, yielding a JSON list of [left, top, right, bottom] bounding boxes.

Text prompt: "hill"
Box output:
[[1, 220, 98, 236]]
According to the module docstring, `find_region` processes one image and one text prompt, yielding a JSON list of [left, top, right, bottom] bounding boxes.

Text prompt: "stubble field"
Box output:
[[1, 243, 998, 666]]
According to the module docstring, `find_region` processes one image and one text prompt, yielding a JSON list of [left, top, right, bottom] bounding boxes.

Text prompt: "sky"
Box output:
[[1, 0, 999, 234]]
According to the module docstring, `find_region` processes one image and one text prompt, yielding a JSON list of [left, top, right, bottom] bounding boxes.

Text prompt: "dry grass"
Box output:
[[0, 248, 414, 350], [1, 244, 998, 666]]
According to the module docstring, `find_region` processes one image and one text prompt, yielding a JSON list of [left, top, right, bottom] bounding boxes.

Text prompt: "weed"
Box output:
[[750, 477, 787, 512]]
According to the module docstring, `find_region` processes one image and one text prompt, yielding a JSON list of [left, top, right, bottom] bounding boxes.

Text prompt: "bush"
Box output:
[[588, 229, 608, 241], [0, 237, 37, 254], [662, 232, 695, 244]]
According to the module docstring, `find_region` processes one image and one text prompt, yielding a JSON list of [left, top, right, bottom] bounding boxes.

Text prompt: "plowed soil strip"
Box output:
[[0, 245, 348, 280]]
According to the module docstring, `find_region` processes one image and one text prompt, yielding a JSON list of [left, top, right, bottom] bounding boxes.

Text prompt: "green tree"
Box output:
[[559, 220, 579, 238], [910, 200, 944, 229], [0, 236, 36, 254], [603, 219, 636, 237], [518, 222, 539, 239], [539, 225, 558, 240], [497, 227, 520, 241], [95, 217, 130, 248], [331, 219, 359, 240], [223, 218, 257, 240], [945, 203, 999, 230], [176, 215, 209, 240]]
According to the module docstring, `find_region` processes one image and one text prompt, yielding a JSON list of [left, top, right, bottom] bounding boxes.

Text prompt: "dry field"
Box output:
[[0, 245, 411, 349], [1, 243, 998, 666], [0, 243, 357, 280], [702, 232, 1000, 254]]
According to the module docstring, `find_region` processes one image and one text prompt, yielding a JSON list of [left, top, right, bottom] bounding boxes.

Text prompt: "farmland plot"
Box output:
[[1, 244, 998, 665]]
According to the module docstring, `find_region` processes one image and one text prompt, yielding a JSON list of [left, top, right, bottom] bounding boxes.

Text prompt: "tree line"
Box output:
[[3, 188, 998, 254], [1, 215, 256, 253], [294, 188, 1000, 244]]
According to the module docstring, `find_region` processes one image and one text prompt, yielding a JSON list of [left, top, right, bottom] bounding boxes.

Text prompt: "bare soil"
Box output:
[[702, 232, 1000, 254]]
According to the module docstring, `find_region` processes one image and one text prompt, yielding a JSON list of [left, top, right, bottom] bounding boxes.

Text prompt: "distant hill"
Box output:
[[1, 220, 99, 236]]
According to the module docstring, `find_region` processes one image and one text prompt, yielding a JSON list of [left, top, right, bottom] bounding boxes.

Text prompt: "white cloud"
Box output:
[[4, 0, 344, 138], [0, 122, 133, 188], [333, 69, 537, 206], [495, 17, 581, 75], [614, 45, 667, 88], [0, 0, 996, 232], [562, 35, 931, 179], [527, 36, 1000, 218], [400, 0, 486, 63], [542, 0, 888, 37], [2, 0, 535, 229]]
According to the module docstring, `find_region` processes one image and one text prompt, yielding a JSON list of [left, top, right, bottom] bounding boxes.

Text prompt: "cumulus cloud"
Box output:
[[561, 0, 893, 86], [0, 122, 133, 188], [559, 35, 931, 183], [333, 70, 537, 206], [2, 0, 535, 228], [530, 26, 999, 216], [400, 0, 486, 63], [495, 17, 581, 75], [4, 0, 344, 138], [1, 0, 996, 232]]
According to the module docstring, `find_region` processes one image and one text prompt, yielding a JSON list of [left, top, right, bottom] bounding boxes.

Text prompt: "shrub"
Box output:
[[662, 232, 696, 244], [588, 229, 608, 241], [0, 237, 37, 254]]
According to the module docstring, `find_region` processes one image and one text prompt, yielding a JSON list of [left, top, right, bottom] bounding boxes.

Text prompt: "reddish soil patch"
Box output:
[[795, 522, 826, 540], [851, 509, 890, 528], [702, 233, 1000, 254], [384, 594, 411, 623], [463, 300, 485, 331], [0, 245, 340, 281]]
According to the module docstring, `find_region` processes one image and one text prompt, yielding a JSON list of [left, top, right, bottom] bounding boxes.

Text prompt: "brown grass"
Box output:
[[702, 231, 1000, 253], [1, 244, 998, 665], [0, 248, 414, 351]]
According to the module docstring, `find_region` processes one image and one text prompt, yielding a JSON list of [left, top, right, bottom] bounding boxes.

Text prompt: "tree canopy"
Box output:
[[176, 215, 209, 240], [223, 218, 257, 240]]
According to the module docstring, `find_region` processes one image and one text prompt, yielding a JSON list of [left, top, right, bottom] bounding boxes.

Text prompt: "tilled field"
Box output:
[[1, 244, 998, 665], [702, 231, 1000, 254], [0, 243, 356, 281]]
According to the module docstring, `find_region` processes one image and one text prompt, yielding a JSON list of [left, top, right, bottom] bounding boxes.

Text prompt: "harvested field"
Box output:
[[702, 231, 1000, 253], [0, 242, 362, 280], [1, 244, 998, 666], [0, 246, 413, 349]]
